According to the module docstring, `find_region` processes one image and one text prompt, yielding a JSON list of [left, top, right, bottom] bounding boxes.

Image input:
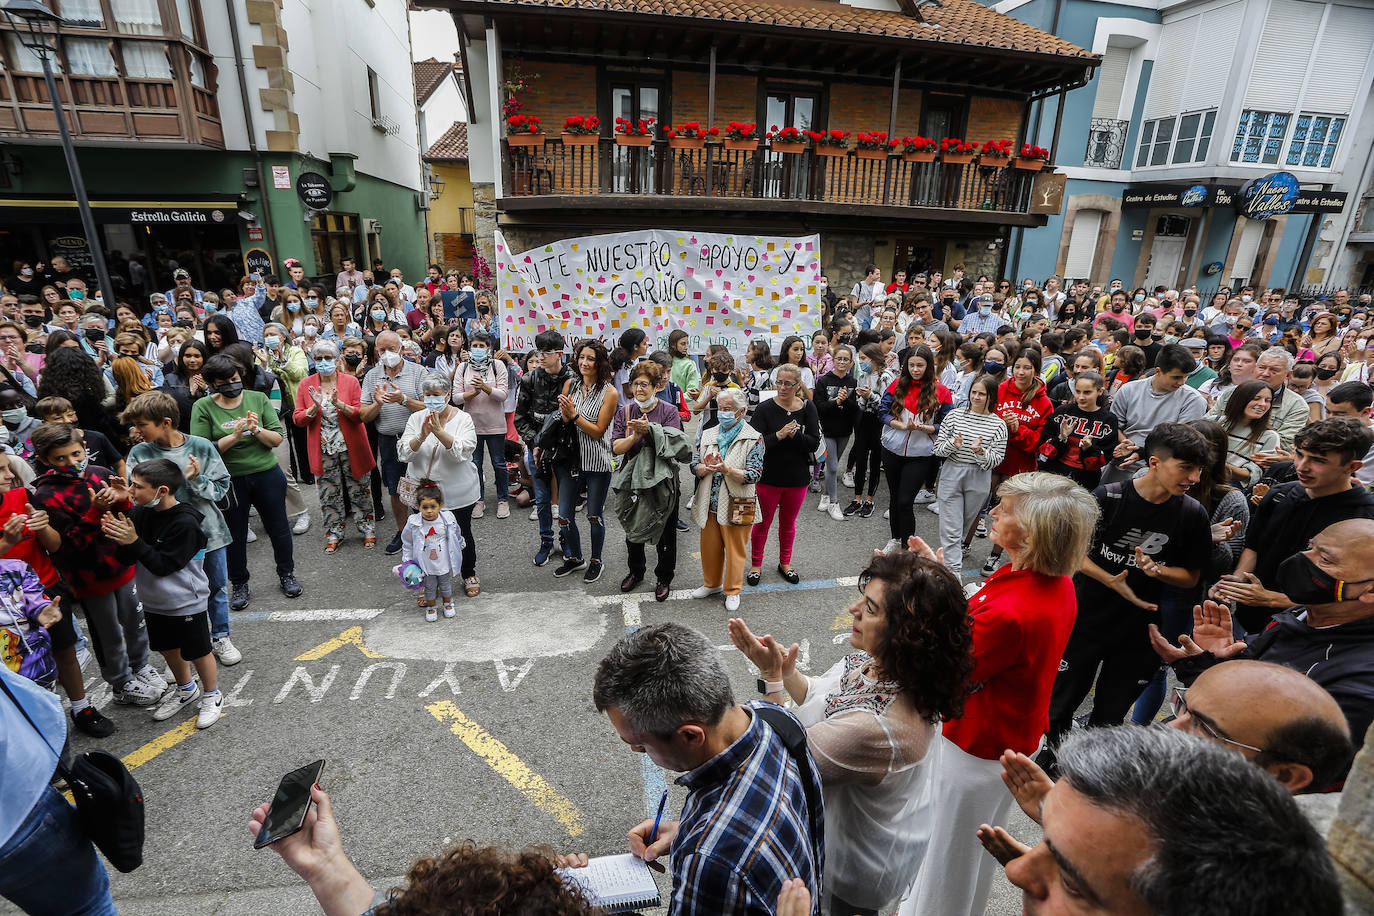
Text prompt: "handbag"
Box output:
[[0, 676, 145, 872], [727, 496, 756, 526], [397, 443, 439, 510]]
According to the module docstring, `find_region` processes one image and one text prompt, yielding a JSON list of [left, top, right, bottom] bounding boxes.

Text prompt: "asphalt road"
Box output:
[[2, 470, 1038, 916]]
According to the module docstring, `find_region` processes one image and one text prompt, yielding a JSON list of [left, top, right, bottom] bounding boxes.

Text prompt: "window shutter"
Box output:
[[1092, 46, 1131, 120], [1304, 5, 1374, 114], [1231, 219, 1265, 285], [1245, 0, 1323, 111], [1143, 16, 1199, 120], [1065, 210, 1104, 280], [1182, 2, 1243, 111]]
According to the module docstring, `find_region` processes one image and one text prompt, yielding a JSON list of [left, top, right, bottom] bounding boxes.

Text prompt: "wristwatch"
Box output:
[[756, 677, 785, 695]]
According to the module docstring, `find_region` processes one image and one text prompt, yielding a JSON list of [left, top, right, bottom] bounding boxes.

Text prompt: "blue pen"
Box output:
[[647, 788, 669, 847]]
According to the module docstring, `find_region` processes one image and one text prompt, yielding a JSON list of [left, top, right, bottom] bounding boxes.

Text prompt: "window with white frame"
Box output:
[[1134, 110, 1216, 167], [1285, 113, 1344, 169], [1231, 110, 1290, 165]]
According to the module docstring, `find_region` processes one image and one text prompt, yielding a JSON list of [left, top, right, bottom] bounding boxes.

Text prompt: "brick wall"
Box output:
[[966, 96, 1023, 146], [671, 71, 757, 128], [506, 61, 598, 133]]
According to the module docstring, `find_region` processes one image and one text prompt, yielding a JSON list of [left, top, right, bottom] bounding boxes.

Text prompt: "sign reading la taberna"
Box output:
[[496, 229, 822, 356]]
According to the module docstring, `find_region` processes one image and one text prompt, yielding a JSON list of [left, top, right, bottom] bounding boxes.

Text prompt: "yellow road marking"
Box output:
[[294, 626, 385, 661], [65, 714, 220, 802], [426, 700, 585, 837], [831, 612, 850, 630]]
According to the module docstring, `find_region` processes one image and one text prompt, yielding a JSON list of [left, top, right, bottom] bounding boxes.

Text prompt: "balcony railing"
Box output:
[[1085, 118, 1129, 169], [502, 138, 1040, 215]]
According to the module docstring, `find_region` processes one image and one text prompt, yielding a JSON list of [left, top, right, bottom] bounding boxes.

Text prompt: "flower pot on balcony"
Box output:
[[1012, 157, 1047, 171], [941, 152, 975, 164], [813, 145, 847, 158], [506, 133, 545, 148], [723, 138, 759, 151], [770, 141, 805, 154], [902, 150, 937, 162], [980, 156, 1010, 169], [560, 132, 599, 146], [616, 134, 653, 147], [668, 136, 705, 150], [854, 148, 887, 160]]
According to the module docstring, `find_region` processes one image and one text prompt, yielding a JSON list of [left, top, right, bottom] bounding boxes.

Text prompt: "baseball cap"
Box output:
[[1179, 338, 1207, 351], [978, 293, 995, 306], [173, 268, 190, 280]]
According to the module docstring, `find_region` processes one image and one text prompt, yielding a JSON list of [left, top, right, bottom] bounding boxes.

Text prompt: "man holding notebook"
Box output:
[[593, 622, 824, 914]]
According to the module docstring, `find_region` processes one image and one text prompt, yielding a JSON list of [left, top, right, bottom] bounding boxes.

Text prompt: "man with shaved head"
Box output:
[[358, 329, 427, 554], [1154, 517, 1374, 745]]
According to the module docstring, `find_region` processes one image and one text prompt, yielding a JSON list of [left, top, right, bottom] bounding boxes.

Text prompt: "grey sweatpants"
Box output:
[[824, 435, 850, 502], [937, 461, 992, 577], [80, 580, 149, 689], [424, 572, 453, 602]]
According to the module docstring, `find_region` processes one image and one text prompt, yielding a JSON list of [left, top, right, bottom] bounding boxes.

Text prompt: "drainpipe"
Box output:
[[225, 0, 277, 260]]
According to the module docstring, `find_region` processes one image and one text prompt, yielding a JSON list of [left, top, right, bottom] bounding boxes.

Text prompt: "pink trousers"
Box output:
[[750, 483, 807, 566]]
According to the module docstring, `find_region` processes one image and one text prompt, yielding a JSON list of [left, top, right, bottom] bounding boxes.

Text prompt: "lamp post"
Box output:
[[1, 0, 116, 307]]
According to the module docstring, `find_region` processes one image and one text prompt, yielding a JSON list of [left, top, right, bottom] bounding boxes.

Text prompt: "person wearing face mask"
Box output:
[[360, 330, 429, 555], [0, 388, 39, 460], [255, 321, 310, 487], [454, 332, 510, 520], [191, 353, 301, 607], [362, 289, 403, 338], [958, 294, 1004, 337], [397, 373, 480, 596], [293, 340, 375, 554]]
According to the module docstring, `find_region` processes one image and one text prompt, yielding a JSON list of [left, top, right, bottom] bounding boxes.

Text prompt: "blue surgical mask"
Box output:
[[146, 495, 162, 509], [979, 305, 992, 317], [68, 290, 85, 301], [1, 407, 28, 426], [469, 347, 488, 363], [203, 302, 218, 312], [719, 413, 744, 431], [263, 335, 281, 350], [287, 301, 301, 312], [424, 395, 448, 412], [371, 309, 387, 322], [315, 359, 336, 375], [1134, 293, 1145, 302]]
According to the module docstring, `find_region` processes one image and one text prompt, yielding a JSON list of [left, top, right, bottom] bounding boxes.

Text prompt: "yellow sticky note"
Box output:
[[654, 307, 663, 316], [767, 242, 776, 251]]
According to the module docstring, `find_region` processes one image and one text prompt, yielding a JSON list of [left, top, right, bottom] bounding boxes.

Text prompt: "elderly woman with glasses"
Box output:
[[690, 386, 764, 612], [292, 340, 376, 553]]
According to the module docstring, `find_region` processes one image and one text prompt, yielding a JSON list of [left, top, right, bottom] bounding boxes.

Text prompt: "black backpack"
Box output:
[[534, 411, 581, 481]]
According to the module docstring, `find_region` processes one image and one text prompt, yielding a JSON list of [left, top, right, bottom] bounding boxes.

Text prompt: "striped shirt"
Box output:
[[570, 381, 615, 473], [934, 407, 1009, 471], [671, 702, 824, 916]]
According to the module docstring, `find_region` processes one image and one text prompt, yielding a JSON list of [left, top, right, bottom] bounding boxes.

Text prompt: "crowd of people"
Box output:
[[3, 253, 1374, 915]]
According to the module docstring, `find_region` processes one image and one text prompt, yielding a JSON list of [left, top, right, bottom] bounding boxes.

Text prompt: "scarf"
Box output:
[[824, 652, 901, 719], [716, 413, 745, 455]]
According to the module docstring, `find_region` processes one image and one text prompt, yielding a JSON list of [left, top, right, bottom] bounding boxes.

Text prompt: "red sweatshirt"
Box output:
[[994, 378, 1053, 475]]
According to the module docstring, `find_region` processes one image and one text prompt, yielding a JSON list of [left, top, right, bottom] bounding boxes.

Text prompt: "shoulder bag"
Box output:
[[0, 676, 145, 872]]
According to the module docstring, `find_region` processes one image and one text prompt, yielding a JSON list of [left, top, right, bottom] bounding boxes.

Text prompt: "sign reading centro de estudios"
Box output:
[[1122, 176, 1347, 215]]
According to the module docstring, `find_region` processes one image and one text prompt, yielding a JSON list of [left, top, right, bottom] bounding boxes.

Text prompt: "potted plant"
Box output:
[[808, 129, 849, 157], [614, 116, 655, 147], [666, 121, 707, 150], [505, 114, 543, 147], [1013, 144, 1051, 170], [560, 114, 600, 146], [897, 135, 937, 162], [766, 125, 805, 154], [939, 137, 977, 164], [979, 139, 1013, 168], [854, 131, 890, 160], [722, 121, 759, 151]]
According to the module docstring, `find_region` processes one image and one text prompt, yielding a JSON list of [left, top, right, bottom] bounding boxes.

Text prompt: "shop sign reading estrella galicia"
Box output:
[[296, 172, 333, 210], [1237, 172, 1300, 220]]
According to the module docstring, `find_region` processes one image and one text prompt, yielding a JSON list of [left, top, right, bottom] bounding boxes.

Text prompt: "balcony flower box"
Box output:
[[1011, 157, 1045, 171], [941, 151, 974, 165], [616, 134, 654, 148], [1012, 145, 1050, 171], [770, 141, 805, 154], [506, 115, 543, 146], [506, 133, 545, 148], [903, 150, 936, 162], [813, 145, 847, 158], [855, 148, 887, 161], [668, 135, 705, 150], [560, 132, 599, 147], [724, 138, 759, 151]]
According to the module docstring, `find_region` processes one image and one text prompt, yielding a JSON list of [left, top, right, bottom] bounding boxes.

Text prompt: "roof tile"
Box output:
[[425, 121, 470, 162], [414, 58, 456, 104]]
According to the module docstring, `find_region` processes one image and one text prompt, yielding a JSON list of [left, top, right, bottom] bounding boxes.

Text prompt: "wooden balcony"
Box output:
[[0, 64, 223, 148], [501, 138, 1046, 226]]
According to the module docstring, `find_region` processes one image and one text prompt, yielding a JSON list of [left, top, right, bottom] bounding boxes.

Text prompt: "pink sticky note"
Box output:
[[706, 316, 715, 325], [685, 266, 695, 276], [782, 309, 792, 318], [705, 280, 713, 289], [694, 291, 702, 299], [723, 281, 731, 290]]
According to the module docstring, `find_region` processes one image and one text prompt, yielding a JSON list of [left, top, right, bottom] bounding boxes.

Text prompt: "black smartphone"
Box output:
[[254, 759, 325, 849]]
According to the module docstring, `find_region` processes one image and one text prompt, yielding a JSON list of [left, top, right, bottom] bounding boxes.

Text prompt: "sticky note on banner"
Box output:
[[767, 242, 776, 251], [694, 291, 702, 299], [706, 316, 715, 325], [654, 307, 663, 316], [685, 266, 695, 276], [611, 320, 620, 329]]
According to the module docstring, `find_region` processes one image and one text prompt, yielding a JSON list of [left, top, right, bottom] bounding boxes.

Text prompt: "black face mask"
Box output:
[[1316, 367, 1340, 380], [1275, 552, 1374, 606], [83, 328, 105, 342], [1135, 330, 1153, 340], [215, 381, 244, 397], [22, 314, 44, 328], [1184, 309, 1197, 317], [343, 353, 364, 367]]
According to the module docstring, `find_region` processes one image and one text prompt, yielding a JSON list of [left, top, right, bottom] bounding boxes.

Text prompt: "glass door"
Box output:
[[611, 83, 661, 193], [763, 90, 818, 199]]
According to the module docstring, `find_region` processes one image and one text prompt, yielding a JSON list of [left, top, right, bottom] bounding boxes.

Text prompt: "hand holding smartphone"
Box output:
[[254, 760, 326, 848]]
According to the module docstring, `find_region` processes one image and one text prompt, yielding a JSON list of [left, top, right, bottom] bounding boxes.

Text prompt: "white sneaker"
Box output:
[[152, 683, 201, 721], [913, 490, 936, 505], [246, 527, 258, 543], [981, 555, 1002, 576], [472, 501, 485, 519], [724, 594, 740, 612], [827, 504, 846, 521], [135, 663, 168, 693], [552, 505, 560, 520], [691, 585, 724, 599], [883, 508, 890, 519], [926, 502, 941, 515], [529, 506, 539, 521], [196, 692, 224, 729], [817, 495, 830, 512], [496, 502, 510, 519], [114, 678, 163, 706], [975, 518, 988, 538], [293, 514, 311, 535], [424, 606, 438, 622], [842, 470, 855, 488], [881, 538, 903, 555], [442, 600, 456, 618], [212, 636, 242, 666]]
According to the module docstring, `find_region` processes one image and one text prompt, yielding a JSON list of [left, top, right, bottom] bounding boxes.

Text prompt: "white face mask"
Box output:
[[634, 395, 656, 410], [379, 350, 402, 368]]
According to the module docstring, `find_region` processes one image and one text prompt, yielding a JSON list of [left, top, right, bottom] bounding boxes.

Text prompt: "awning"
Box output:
[[0, 194, 243, 226]]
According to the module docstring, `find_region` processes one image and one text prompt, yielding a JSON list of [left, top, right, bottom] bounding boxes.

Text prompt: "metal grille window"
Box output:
[[1285, 113, 1344, 169], [1172, 110, 1216, 164], [1231, 110, 1289, 164]]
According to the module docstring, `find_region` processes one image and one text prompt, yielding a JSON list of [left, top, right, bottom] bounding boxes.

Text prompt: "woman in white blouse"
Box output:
[[728, 550, 974, 916]]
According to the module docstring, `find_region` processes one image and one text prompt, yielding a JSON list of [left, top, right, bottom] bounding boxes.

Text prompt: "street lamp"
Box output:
[[1, 0, 116, 307]]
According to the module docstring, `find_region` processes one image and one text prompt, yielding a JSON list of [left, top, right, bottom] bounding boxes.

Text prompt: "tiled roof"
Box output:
[[414, 58, 455, 104], [451, 0, 1093, 60], [425, 121, 470, 162]]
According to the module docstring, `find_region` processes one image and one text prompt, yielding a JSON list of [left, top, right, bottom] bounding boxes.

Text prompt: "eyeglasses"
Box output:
[[538, 349, 559, 357], [1170, 687, 1266, 753], [775, 380, 798, 389]]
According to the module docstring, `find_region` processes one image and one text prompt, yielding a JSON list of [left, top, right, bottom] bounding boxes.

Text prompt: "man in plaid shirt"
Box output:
[[594, 622, 823, 915]]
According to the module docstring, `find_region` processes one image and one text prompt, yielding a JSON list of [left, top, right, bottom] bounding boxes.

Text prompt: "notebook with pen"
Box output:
[[557, 854, 663, 912]]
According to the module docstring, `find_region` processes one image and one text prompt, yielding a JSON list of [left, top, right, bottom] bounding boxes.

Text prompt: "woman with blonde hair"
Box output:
[[110, 354, 154, 415], [1303, 311, 1342, 359]]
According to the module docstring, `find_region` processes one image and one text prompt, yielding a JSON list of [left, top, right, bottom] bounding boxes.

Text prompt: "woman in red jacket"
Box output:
[[978, 348, 1054, 574], [900, 471, 1098, 916], [293, 339, 377, 553]]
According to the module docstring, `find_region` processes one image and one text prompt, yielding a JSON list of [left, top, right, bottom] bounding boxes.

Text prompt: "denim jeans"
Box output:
[[555, 467, 611, 562], [0, 787, 116, 916], [527, 452, 555, 548], [225, 465, 295, 585], [1131, 585, 1194, 724], [204, 545, 229, 638], [473, 433, 510, 502]]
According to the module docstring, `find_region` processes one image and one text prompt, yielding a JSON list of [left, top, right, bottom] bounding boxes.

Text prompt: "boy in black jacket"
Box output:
[[101, 459, 222, 729], [513, 330, 573, 567]]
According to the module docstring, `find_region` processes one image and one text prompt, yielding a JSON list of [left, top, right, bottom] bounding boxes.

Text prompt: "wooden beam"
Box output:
[[707, 41, 716, 127], [887, 59, 901, 138]]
